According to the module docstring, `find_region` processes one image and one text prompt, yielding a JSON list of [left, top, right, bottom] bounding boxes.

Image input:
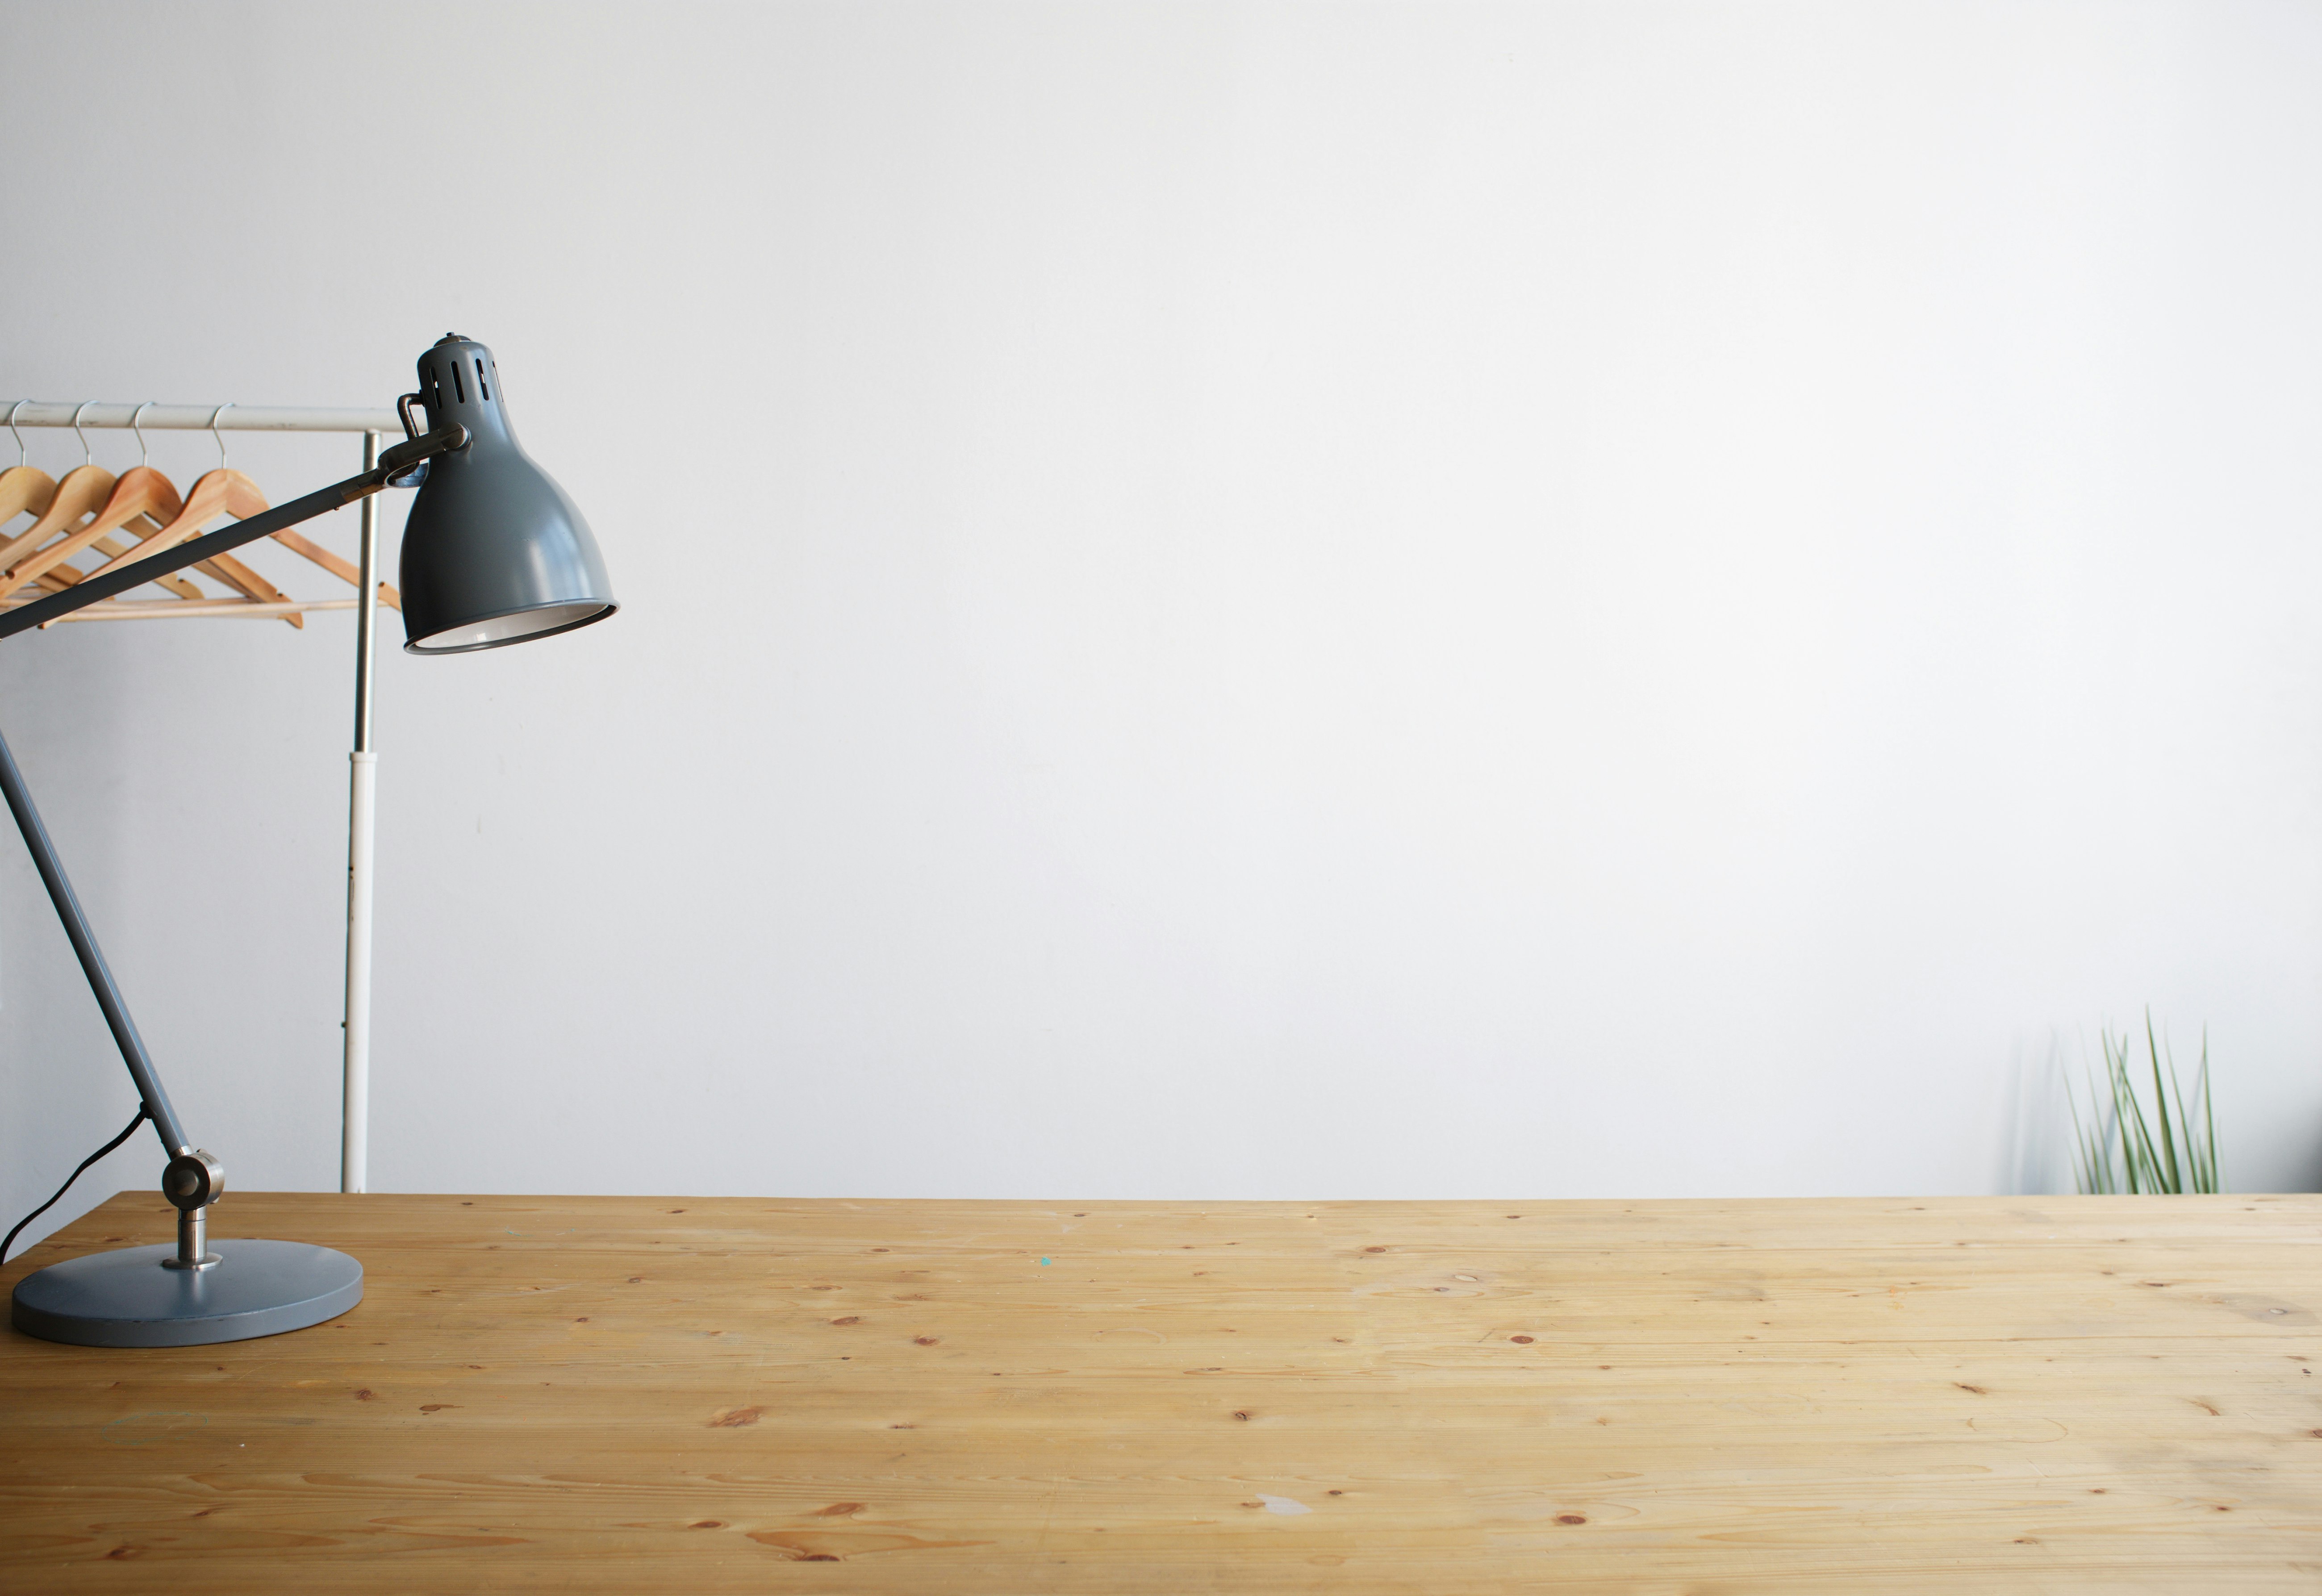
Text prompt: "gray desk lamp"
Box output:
[[3, 334, 614, 1346]]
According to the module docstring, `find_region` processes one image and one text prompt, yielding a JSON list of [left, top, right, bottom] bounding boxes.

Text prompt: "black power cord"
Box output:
[[1, 1105, 149, 1267]]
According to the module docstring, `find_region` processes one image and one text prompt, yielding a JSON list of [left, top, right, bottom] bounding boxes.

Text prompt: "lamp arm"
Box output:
[[0, 729, 191, 1156], [0, 425, 466, 643]]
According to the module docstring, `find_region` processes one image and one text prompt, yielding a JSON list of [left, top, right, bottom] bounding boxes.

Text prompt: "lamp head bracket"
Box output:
[[376, 422, 468, 488]]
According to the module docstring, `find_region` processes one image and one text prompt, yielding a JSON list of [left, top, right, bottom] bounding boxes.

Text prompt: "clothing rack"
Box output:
[[3, 402, 398, 434], [4, 400, 394, 1198]]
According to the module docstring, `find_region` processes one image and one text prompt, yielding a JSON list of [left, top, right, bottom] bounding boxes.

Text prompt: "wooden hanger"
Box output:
[[1, 405, 129, 598], [17, 409, 213, 604], [4, 464, 186, 597], [268, 526, 401, 612], [21, 539, 205, 604], [25, 526, 208, 605], [76, 411, 297, 623], [0, 463, 115, 596], [83, 466, 401, 620], [0, 465, 56, 526], [1, 409, 209, 604], [0, 405, 58, 527], [83, 467, 304, 626]]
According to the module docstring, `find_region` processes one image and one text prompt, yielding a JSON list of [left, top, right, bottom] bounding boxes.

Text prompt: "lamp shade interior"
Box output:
[[409, 600, 614, 655]]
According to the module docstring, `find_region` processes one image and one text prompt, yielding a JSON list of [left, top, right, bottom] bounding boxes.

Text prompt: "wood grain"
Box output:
[[3, 468, 185, 594], [189, 552, 300, 626], [79, 469, 301, 627], [0, 464, 113, 593], [264, 526, 401, 610], [0, 464, 58, 525], [39, 525, 207, 602], [2, 1192, 2316, 1592], [79, 468, 258, 582]]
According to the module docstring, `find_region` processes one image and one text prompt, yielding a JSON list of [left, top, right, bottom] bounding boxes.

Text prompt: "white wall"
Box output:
[[5, 0, 2321, 1247]]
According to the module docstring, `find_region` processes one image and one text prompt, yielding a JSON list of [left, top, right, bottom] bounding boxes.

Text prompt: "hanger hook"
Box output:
[[209, 403, 234, 471], [71, 401, 97, 468], [6, 401, 25, 470], [130, 402, 156, 469]]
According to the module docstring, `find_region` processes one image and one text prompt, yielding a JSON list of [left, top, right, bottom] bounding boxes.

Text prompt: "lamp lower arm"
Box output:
[[0, 723, 190, 1157]]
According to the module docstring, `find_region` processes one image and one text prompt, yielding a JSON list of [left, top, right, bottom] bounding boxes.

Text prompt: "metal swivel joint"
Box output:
[[160, 1149, 224, 1271]]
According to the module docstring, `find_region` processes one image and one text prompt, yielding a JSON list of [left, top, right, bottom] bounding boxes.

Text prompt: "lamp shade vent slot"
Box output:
[[475, 359, 490, 401], [451, 363, 466, 405]]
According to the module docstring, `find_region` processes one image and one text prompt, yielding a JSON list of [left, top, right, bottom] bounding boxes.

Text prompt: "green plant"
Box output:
[[2070, 1013, 2220, 1195]]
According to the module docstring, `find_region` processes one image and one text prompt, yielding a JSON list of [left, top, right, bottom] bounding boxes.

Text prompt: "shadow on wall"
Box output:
[[2000, 1034, 2073, 1196], [2270, 1116, 2322, 1194]]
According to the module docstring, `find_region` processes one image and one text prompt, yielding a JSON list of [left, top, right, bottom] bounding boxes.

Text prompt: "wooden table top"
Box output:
[[1, 1191, 2317, 1592]]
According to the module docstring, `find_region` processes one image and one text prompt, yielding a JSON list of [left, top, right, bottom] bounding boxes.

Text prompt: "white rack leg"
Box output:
[[342, 431, 382, 1195], [342, 751, 376, 1193]]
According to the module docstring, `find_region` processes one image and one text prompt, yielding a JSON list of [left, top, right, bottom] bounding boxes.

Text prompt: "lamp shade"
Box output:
[[398, 334, 616, 653]]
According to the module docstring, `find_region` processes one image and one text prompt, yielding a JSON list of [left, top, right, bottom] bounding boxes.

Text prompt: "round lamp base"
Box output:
[[11, 1240, 362, 1347]]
